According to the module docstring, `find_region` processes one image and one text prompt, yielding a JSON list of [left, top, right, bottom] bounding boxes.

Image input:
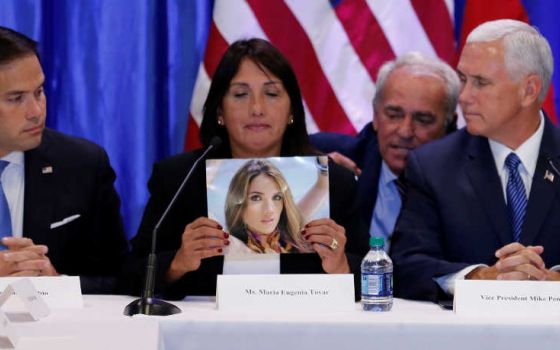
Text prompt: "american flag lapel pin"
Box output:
[[41, 166, 53, 174], [544, 170, 554, 183]]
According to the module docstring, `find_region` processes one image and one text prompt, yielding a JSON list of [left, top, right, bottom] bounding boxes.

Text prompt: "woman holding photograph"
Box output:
[[122, 38, 368, 299]]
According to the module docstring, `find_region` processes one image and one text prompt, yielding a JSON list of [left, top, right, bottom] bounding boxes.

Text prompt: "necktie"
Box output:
[[505, 153, 527, 242], [394, 175, 407, 203], [0, 160, 12, 248]]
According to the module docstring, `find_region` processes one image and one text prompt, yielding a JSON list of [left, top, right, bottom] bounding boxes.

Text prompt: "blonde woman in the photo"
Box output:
[[225, 159, 328, 254]]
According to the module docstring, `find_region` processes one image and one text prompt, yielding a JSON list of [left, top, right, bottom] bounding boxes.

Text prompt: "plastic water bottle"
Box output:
[[361, 237, 393, 311]]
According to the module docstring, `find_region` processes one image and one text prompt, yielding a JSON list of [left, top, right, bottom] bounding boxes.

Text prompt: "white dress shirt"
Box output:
[[0, 151, 25, 238]]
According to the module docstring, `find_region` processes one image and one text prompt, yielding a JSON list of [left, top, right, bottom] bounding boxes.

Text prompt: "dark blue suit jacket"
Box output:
[[24, 129, 128, 293], [310, 122, 382, 228], [391, 119, 560, 302]]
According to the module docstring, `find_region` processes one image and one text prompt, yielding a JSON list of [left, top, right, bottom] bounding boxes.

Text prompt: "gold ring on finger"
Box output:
[[329, 238, 338, 251]]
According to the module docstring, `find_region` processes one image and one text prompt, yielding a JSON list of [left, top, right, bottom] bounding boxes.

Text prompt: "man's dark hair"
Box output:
[[0, 26, 39, 65]]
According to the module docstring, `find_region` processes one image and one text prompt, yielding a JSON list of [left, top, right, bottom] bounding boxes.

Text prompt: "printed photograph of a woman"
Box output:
[[206, 156, 329, 255], [226, 159, 307, 253]]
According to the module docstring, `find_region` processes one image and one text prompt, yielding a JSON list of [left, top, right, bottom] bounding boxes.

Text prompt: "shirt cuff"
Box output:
[[434, 264, 487, 296]]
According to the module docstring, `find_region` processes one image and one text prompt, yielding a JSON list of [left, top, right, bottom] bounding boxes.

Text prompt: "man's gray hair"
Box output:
[[466, 19, 553, 102], [373, 52, 460, 123]]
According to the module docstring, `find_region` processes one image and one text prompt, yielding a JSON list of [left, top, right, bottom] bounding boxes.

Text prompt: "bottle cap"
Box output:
[[369, 237, 385, 247]]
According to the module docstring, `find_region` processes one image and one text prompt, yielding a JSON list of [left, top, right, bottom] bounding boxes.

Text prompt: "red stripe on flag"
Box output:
[[184, 22, 229, 151], [184, 113, 202, 151], [410, 0, 457, 66], [459, 0, 529, 51], [247, 0, 356, 134], [203, 21, 230, 78], [334, 0, 395, 81]]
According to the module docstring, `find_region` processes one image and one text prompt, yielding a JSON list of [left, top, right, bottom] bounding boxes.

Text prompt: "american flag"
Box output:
[[185, 0, 558, 150]]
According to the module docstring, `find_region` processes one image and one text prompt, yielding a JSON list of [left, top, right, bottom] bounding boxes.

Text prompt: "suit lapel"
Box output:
[[464, 136, 512, 246], [357, 144, 382, 225], [522, 119, 560, 245], [23, 130, 56, 242]]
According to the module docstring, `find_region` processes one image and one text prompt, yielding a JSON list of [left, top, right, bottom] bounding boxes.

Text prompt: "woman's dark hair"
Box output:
[[0, 26, 39, 65], [200, 38, 314, 156]]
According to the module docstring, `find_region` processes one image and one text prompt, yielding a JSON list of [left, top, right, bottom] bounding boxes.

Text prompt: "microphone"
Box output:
[[540, 153, 560, 196], [544, 153, 560, 177], [124, 136, 222, 316]]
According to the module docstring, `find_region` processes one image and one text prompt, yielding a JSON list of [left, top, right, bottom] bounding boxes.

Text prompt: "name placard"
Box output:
[[0, 278, 50, 320], [0, 309, 17, 347], [0, 276, 83, 309], [454, 280, 560, 316], [216, 274, 355, 312]]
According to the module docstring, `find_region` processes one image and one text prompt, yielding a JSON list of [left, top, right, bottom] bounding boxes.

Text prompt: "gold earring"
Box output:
[[217, 118, 224, 126], [288, 117, 294, 125]]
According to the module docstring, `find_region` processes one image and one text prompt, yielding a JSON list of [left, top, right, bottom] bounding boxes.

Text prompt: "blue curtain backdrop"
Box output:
[[522, 0, 560, 119], [0, 0, 213, 238]]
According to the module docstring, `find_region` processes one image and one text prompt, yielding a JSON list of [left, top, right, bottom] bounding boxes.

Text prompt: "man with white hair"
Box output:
[[311, 52, 459, 249], [391, 19, 560, 302]]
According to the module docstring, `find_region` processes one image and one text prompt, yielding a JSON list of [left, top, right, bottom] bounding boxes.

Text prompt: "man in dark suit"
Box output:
[[0, 26, 127, 292], [311, 53, 459, 247], [391, 19, 560, 302]]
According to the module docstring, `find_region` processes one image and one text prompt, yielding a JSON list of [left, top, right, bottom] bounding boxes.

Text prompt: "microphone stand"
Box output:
[[124, 137, 221, 316]]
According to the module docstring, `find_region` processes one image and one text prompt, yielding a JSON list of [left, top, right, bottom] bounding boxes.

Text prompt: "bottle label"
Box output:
[[361, 272, 393, 297]]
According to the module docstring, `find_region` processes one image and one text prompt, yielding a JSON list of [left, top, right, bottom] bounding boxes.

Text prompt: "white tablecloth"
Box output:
[[4, 295, 159, 350], [159, 296, 560, 350], [6, 295, 560, 349]]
